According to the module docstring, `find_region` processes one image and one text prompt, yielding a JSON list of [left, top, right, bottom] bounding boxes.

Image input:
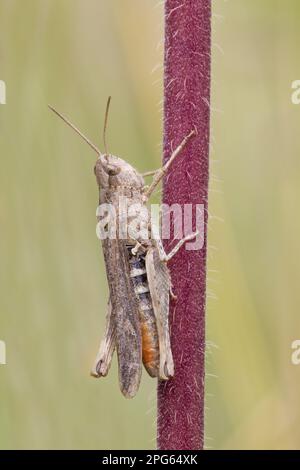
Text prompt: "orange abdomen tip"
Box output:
[[141, 322, 159, 377]]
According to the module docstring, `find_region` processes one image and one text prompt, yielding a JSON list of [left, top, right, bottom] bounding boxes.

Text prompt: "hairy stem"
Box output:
[[157, 0, 211, 450]]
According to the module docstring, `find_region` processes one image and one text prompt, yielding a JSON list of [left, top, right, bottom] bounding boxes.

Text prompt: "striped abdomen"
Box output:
[[127, 246, 159, 377]]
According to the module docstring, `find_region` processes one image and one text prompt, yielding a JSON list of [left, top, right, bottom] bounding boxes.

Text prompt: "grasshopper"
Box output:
[[49, 98, 196, 398]]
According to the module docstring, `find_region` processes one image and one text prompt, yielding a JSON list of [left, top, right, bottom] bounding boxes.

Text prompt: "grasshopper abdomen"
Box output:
[[127, 246, 159, 378]]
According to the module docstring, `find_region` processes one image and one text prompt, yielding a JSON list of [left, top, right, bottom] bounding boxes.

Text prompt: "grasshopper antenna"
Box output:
[[48, 105, 101, 155], [103, 96, 111, 159]]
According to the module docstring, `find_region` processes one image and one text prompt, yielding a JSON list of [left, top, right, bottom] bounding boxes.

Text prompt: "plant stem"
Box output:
[[157, 0, 211, 450]]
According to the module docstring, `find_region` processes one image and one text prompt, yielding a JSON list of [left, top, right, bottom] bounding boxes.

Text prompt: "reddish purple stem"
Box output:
[[157, 0, 211, 450]]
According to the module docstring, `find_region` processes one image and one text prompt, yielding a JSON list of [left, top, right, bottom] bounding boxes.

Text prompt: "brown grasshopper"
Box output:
[[49, 98, 196, 398]]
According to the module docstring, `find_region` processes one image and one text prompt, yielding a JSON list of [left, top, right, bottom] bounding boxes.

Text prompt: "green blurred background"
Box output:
[[0, 0, 300, 449]]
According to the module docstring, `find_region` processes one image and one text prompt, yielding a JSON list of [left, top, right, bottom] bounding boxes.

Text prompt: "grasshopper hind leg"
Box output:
[[145, 247, 175, 381]]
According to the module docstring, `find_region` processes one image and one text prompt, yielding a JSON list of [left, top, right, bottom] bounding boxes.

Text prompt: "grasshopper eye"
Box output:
[[99, 154, 121, 176], [102, 160, 121, 176], [105, 165, 121, 176]]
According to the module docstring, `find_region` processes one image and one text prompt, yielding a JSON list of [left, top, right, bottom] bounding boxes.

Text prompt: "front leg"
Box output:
[[143, 129, 196, 200]]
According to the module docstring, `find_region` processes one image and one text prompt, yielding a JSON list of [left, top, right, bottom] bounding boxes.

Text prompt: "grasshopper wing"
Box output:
[[145, 247, 174, 379], [91, 298, 116, 378], [102, 238, 142, 398]]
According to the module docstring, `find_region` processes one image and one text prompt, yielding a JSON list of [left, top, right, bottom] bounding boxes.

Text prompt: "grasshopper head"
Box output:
[[94, 154, 144, 190]]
